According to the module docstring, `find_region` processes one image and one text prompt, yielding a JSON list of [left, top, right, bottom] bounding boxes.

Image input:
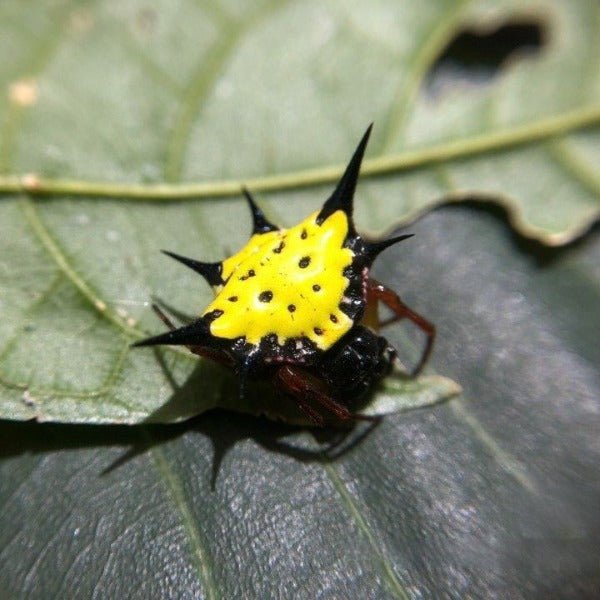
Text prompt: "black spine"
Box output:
[[161, 250, 224, 286], [364, 234, 414, 262], [242, 187, 279, 234], [316, 124, 373, 226], [131, 318, 211, 348]]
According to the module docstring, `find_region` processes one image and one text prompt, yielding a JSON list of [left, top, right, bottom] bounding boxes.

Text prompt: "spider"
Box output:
[[133, 125, 435, 426]]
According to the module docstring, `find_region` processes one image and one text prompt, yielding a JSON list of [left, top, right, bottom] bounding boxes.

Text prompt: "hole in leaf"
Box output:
[[426, 20, 547, 96]]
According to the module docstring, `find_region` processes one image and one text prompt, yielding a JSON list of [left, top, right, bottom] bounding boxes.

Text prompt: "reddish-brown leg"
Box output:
[[274, 365, 376, 426], [366, 278, 435, 375]]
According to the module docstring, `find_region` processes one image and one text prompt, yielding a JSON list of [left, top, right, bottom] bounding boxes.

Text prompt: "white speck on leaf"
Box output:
[[313, 13, 335, 46], [22, 390, 37, 407], [215, 78, 234, 99], [75, 214, 90, 226]]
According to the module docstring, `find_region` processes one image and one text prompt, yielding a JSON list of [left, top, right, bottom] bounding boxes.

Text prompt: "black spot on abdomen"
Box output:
[[240, 269, 256, 281], [205, 309, 223, 322]]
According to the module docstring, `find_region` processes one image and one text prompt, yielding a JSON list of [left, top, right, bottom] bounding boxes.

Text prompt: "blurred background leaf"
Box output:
[[0, 0, 599, 598]]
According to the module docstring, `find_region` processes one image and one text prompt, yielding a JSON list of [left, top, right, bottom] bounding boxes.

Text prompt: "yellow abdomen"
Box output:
[[203, 210, 354, 350]]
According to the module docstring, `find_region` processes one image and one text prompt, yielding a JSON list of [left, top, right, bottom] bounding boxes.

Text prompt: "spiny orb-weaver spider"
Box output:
[[133, 126, 435, 425]]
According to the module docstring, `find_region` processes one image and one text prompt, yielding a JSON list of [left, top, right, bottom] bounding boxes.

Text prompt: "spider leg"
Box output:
[[151, 303, 177, 330], [295, 396, 326, 428], [274, 365, 376, 426], [366, 278, 435, 375]]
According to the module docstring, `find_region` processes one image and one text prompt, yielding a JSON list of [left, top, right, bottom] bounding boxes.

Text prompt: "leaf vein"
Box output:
[[0, 273, 63, 363], [546, 138, 600, 198], [0, 341, 131, 407], [20, 197, 141, 337], [323, 463, 411, 600], [147, 436, 220, 600], [164, 1, 282, 182], [449, 398, 540, 494], [378, 0, 473, 152], [392, 325, 540, 495], [2, 105, 597, 200]]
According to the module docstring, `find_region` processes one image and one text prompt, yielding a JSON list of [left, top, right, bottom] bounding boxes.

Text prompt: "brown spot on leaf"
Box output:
[[9, 79, 38, 107]]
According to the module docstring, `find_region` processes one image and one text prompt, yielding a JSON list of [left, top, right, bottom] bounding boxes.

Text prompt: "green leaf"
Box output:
[[0, 183, 461, 425], [1, 206, 598, 598], [1, 0, 597, 424], [0, 0, 509, 424], [0, 0, 598, 241], [0, 190, 460, 423]]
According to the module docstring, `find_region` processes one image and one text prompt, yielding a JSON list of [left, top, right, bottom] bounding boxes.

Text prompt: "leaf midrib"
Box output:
[[1, 104, 598, 201]]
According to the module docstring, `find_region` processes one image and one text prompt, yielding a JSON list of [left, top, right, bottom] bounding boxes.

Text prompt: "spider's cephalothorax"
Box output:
[[134, 125, 435, 425]]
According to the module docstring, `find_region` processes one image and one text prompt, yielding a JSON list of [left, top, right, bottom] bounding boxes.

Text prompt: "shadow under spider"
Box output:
[[126, 351, 383, 489], [0, 356, 382, 492], [0, 411, 381, 491], [101, 409, 381, 491]]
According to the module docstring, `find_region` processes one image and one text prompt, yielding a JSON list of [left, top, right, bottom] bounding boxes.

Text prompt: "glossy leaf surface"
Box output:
[[1, 206, 598, 598]]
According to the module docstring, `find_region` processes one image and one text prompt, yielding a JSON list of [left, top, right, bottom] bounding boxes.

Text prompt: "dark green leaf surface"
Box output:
[[1, 206, 599, 598]]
